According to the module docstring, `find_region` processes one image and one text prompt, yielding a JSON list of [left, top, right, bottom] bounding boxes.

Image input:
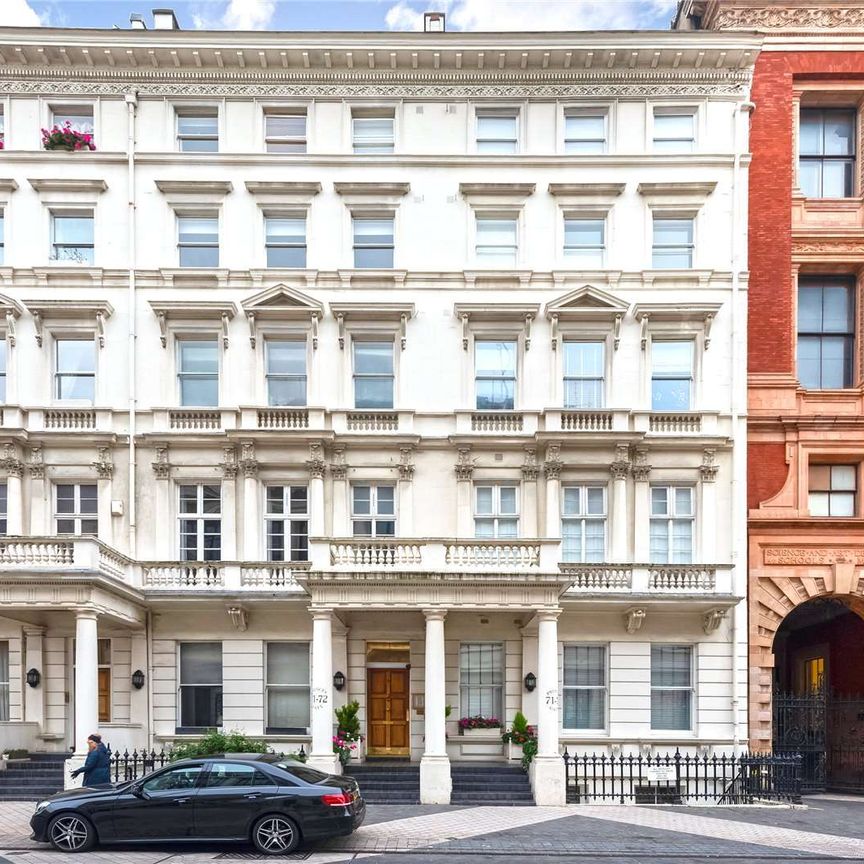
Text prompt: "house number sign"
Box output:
[[545, 689, 559, 709], [311, 687, 329, 709]]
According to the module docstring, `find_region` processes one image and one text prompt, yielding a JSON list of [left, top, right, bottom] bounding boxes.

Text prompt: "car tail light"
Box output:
[[321, 792, 352, 807]]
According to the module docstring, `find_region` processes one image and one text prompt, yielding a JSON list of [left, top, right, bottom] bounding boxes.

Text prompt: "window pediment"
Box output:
[[633, 302, 721, 350], [545, 285, 629, 350], [637, 181, 716, 210], [28, 178, 107, 195], [25, 299, 113, 348], [245, 181, 321, 205], [155, 180, 233, 196], [548, 183, 625, 210], [330, 301, 415, 350], [149, 300, 237, 349], [454, 302, 540, 350], [460, 183, 535, 209], [242, 283, 324, 348], [334, 182, 410, 209]]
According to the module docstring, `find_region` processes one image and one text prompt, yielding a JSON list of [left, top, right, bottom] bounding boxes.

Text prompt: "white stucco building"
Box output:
[[0, 14, 757, 804]]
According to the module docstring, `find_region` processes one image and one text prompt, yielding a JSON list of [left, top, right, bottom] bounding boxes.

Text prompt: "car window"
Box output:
[[142, 765, 202, 792], [274, 762, 329, 784], [204, 763, 272, 788]]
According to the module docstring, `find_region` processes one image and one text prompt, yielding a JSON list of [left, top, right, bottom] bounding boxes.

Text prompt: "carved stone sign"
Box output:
[[763, 548, 864, 566]]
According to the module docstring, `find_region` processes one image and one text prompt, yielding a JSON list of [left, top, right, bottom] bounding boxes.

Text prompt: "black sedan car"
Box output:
[[30, 754, 365, 855]]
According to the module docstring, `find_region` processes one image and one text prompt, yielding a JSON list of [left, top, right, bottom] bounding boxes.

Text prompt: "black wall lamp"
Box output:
[[523, 672, 537, 693], [26, 668, 41, 688], [333, 671, 346, 691], [131, 669, 146, 690]]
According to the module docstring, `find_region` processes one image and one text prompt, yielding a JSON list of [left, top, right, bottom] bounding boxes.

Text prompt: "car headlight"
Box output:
[[34, 801, 50, 814]]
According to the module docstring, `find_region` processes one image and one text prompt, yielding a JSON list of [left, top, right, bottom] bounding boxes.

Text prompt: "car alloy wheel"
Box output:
[[48, 814, 95, 853], [253, 815, 300, 855]]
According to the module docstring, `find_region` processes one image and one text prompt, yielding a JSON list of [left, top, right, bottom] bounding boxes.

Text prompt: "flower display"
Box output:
[[457, 715, 501, 732], [332, 734, 358, 766], [41, 122, 96, 152]]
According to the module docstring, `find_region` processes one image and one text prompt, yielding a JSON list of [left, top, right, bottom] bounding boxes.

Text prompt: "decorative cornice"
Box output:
[[706, 4, 864, 31]]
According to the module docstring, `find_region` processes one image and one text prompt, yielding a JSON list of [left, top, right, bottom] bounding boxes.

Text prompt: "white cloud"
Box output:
[[192, 0, 276, 31], [0, 0, 44, 27], [385, 0, 677, 32]]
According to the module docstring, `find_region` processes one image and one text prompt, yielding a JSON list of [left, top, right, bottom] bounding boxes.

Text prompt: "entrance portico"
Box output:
[[296, 561, 571, 805]]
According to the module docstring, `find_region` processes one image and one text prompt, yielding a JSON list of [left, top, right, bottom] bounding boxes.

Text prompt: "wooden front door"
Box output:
[[367, 669, 410, 756]]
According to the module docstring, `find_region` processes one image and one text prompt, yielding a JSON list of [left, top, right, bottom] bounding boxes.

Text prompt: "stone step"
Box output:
[[452, 782, 531, 792]]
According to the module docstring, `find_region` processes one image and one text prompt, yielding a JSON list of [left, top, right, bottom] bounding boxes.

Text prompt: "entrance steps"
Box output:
[[0, 753, 67, 801], [346, 760, 534, 806]]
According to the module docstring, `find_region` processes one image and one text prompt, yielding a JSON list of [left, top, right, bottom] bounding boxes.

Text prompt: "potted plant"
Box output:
[[41, 122, 96, 152], [334, 700, 363, 765], [458, 715, 501, 737], [501, 712, 537, 770]]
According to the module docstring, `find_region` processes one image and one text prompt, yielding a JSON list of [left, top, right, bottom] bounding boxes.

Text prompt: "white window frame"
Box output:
[[473, 483, 519, 539], [177, 212, 219, 268], [563, 107, 608, 155], [649, 485, 695, 565], [351, 107, 395, 154], [263, 108, 307, 154], [474, 213, 518, 268], [650, 339, 695, 412], [352, 215, 395, 269], [652, 106, 697, 153], [808, 463, 858, 517], [177, 641, 223, 732], [177, 483, 222, 561], [264, 214, 306, 269], [50, 103, 94, 135], [562, 339, 606, 410], [265, 641, 311, 733], [459, 642, 504, 719], [651, 215, 694, 269], [561, 485, 607, 563], [562, 644, 608, 732], [176, 336, 220, 407], [175, 106, 219, 153], [265, 338, 307, 407], [54, 482, 98, 536], [475, 107, 520, 154], [54, 335, 96, 404], [264, 484, 310, 562], [351, 483, 396, 537], [650, 644, 695, 732], [352, 338, 395, 410], [474, 337, 518, 411], [50, 209, 94, 266], [563, 216, 606, 267]]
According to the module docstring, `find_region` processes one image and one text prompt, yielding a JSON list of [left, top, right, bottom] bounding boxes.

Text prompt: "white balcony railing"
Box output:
[[563, 563, 727, 595], [43, 409, 96, 430], [168, 409, 222, 432], [561, 564, 632, 591], [330, 540, 424, 567], [143, 562, 224, 588], [648, 565, 717, 592], [256, 408, 310, 430]]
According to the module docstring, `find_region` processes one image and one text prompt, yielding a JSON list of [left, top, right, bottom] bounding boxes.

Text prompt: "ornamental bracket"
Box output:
[[703, 608, 727, 635], [624, 607, 646, 634]]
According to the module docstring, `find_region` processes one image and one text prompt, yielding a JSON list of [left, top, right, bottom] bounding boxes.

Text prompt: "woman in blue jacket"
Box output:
[[70, 733, 111, 787]]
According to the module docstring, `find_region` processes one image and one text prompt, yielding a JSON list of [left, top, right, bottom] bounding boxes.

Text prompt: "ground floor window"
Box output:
[[98, 638, 111, 723], [563, 644, 607, 730], [650, 644, 693, 731], [265, 642, 310, 733], [459, 642, 503, 720], [178, 642, 222, 731], [0, 641, 8, 721]]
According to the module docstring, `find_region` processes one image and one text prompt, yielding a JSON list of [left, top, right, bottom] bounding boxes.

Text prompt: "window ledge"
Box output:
[[28, 178, 107, 195], [155, 180, 233, 197]]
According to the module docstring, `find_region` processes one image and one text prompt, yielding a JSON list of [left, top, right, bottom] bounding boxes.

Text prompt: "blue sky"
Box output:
[[3, 1, 679, 32]]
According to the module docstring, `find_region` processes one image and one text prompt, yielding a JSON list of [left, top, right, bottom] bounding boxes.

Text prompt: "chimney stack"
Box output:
[[423, 12, 445, 32], [152, 8, 180, 30], [130, 13, 147, 29]]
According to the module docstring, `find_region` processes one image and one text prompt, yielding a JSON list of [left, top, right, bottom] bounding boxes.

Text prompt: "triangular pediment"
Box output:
[[545, 285, 629, 319], [242, 283, 324, 316]]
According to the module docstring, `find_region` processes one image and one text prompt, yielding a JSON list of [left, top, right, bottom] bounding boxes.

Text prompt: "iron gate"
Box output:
[[773, 688, 864, 794]]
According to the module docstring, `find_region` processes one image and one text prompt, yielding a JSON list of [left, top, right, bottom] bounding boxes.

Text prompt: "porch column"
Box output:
[[308, 609, 340, 774], [420, 609, 451, 804], [530, 609, 566, 805], [74, 610, 99, 754]]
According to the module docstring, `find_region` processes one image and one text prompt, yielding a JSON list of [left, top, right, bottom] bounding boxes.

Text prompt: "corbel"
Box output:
[[247, 312, 256, 349], [524, 313, 533, 351], [550, 313, 559, 351], [613, 313, 622, 351], [156, 311, 167, 348], [221, 312, 230, 350], [400, 313, 408, 350], [624, 607, 646, 634], [95, 310, 106, 349], [337, 313, 345, 350], [702, 607, 727, 635], [226, 605, 248, 632], [639, 311, 649, 351], [703, 312, 714, 350], [461, 312, 470, 350], [33, 311, 43, 347], [311, 311, 319, 350], [5, 311, 15, 347]]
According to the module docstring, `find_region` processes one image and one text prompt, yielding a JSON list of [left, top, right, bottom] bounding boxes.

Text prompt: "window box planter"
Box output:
[[459, 726, 501, 738], [41, 124, 96, 152]]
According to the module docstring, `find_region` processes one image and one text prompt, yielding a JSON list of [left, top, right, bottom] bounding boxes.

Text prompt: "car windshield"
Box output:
[[273, 762, 330, 784]]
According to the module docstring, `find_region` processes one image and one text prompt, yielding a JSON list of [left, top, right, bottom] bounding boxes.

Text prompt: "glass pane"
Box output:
[[268, 377, 305, 407], [475, 340, 516, 376], [562, 487, 581, 516], [652, 248, 692, 268], [267, 341, 305, 375], [80, 485, 98, 514], [586, 487, 605, 515], [375, 519, 395, 536], [267, 246, 306, 268], [476, 380, 514, 411], [652, 378, 691, 411], [353, 219, 394, 245], [58, 375, 94, 402], [143, 765, 203, 792], [54, 216, 93, 244], [653, 218, 693, 247], [178, 218, 218, 243], [354, 247, 393, 268], [584, 521, 605, 562], [265, 115, 306, 138], [651, 487, 669, 515], [651, 645, 691, 687], [653, 342, 692, 379], [498, 486, 517, 514], [477, 115, 517, 140], [497, 518, 518, 538], [376, 486, 395, 514], [831, 465, 856, 491], [202, 485, 220, 513], [180, 642, 222, 685], [179, 246, 218, 267], [797, 336, 821, 389], [179, 685, 222, 728], [798, 284, 824, 331], [564, 139, 606, 155], [654, 112, 694, 141], [180, 377, 218, 407], [809, 491, 830, 516], [671, 520, 693, 563], [353, 117, 393, 142], [180, 138, 218, 153], [177, 115, 217, 136], [829, 491, 855, 516], [57, 340, 95, 373], [268, 687, 310, 729], [799, 111, 822, 156], [265, 218, 305, 244], [675, 487, 693, 514], [565, 114, 605, 141], [267, 642, 309, 686], [354, 342, 393, 374], [53, 112, 94, 134], [290, 487, 308, 514], [823, 160, 853, 197], [564, 342, 604, 377], [564, 219, 604, 249], [798, 160, 821, 198], [823, 110, 855, 156], [822, 284, 854, 332], [651, 689, 691, 730], [821, 336, 852, 388], [475, 486, 494, 515], [352, 486, 371, 515], [354, 377, 393, 409], [179, 341, 218, 374], [476, 219, 517, 247], [564, 688, 605, 729]]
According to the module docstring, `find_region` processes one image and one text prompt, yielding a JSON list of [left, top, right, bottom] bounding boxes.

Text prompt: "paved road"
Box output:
[[0, 795, 861, 862]]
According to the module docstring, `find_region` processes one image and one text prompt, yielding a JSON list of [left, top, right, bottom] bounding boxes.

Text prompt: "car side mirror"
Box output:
[[131, 783, 148, 799]]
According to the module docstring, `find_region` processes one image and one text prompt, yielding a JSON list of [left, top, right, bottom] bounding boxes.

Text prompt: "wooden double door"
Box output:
[[367, 669, 410, 756]]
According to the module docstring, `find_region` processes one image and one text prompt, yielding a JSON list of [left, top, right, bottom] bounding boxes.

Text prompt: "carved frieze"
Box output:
[[763, 548, 864, 566], [28, 446, 44, 480], [152, 444, 171, 480], [0, 444, 23, 478], [398, 446, 415, 482], [711, 5, 864, 29], [455, 447, 474, 481], [92, 447, 114, 479], [521, 447, 539, 481]]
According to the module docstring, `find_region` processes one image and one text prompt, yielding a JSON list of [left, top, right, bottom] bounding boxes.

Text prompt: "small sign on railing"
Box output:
[[645, 765, 677, 783]]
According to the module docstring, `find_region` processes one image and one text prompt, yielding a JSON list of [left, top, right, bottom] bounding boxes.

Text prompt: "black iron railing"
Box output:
[[562, 749, 802, 805]]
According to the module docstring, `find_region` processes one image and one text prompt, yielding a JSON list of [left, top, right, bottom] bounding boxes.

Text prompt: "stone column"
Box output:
[[93, 448, 114, 546], [308, 609, 340, 774], [610, 445, 629, 562], [152, 444, 172, 558], [23, 627, 45, 729], [28, 446, 46, 535], [0, 447, 24, 534], [522, 448, 539, 536], [330, 449, 349, 537], [631, 448, 651, 562], [65, 610, 100, 789], [700, 449, 718, 563], [455, 448, 473, 538], [420, 609, 451, 804], [544, 443, 563, 538], [239, 441, 259, 559], [306, 443, 326, 538], [398, 447, 415, 536], [219, 447, 238, 560], [530, 609, 565, 805]]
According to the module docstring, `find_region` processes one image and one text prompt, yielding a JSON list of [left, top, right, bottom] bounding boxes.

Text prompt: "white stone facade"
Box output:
[[0, 24, 758, 804]]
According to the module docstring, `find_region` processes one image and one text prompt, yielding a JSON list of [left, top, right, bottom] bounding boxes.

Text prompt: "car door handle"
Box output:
[[243, 793, 263, 799], [173, 798, 190, 805]]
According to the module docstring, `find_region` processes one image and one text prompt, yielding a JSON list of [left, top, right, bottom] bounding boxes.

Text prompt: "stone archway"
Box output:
[[748, 541, 864, 751]]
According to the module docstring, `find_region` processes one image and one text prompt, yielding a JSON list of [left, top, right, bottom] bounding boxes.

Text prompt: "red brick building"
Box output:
[[676, 1, 864, 790]]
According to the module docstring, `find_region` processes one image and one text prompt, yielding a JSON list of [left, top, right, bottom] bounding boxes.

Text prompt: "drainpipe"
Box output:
[[730, 99, 755, 757], [125, 91, 138, 557]]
